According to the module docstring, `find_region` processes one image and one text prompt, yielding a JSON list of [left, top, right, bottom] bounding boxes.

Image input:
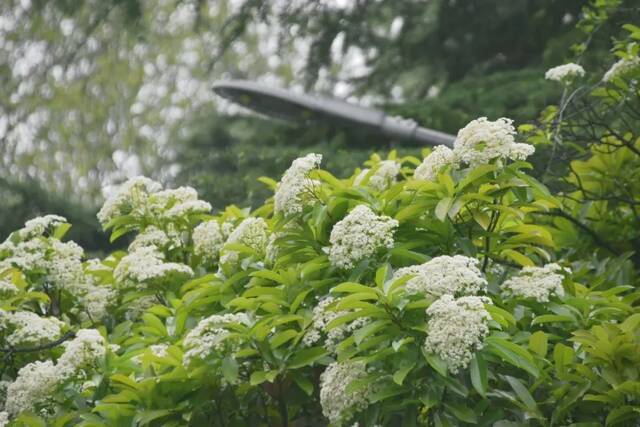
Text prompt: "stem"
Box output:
[[0, 331, 76, 354], [481, 206, 499, 273]]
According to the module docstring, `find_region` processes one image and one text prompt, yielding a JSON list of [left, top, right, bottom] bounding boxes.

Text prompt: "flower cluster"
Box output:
[[76, 282, 117, 321], [220, 217, 269, 265], [1, 311, 65, 347], [329, 205, 398, 269], [393, 255, 487, 297], [319, 361, 373, 426], [113, 245, 193, 289], [603, 56, 640, 82], [4, 329, 105, 416], [453, 117, 535, 166], [424, 295, 491, 373], [148, 186, 212, 219], [192, 220, 233, 262], [18, 214, 67, 240], [303, 297, 369, 352], [414, 146, 455, 181], [501, 263, 566, 302], [274, 153, 322, 216], [97, 176, 162, 226], [0, 279, 18, 297], [545, 63, 585, 82], [128, 226, 172, 251], [353, 160, 401, 192], [182, 313, 247, 366]]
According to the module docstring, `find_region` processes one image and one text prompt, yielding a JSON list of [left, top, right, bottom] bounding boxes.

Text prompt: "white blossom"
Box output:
[[0, 411, 7, 427], [125, 295, 158, 320], [303, 297, 369, 352], [57, 329, 106, 376], [182, 313, 247, 365], [353, 160, 400, 192], [274, 153, 322, 216], [77, 285, 117, 321], [320, 361, 373, 426], [97, 176, 162, 226], [0, 280, 19, 297], [193, 220, 226, 261], [128, 226, 171, 251], [329, 205, 398, 269], [414, 146, 455, 181], [453, 117, 535, 166], [220, 217, 269, 265], [114, 245, 193, 288], [5, 360, 59, 416], [545, 63, 585, 82], [47, 240, 85, 292], [0, 238, 48, 272], [424, 294, 491, 374], [393, 255, 487, 297], [18, 215, 67, 239], [501, 263, 566, 302], [164, 199, 212, 218], [150, 344, 169, 358], [603, 56, 640, 82], [3, 311, 65, 347]]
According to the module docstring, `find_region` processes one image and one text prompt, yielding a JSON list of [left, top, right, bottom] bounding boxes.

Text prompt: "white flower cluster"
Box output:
[[424, 294, 491, 374], [414, 146, 455, 181], [545, 63, 585, 82], [192, 220, 233, 262], [1, 311, 65, 347], [603, 56, 640, 82], [125, 295, 158, 320], [77, 283, 117, 321], [303, 297, 369, 352], [182, 313, 247, 366], [57, 329, 107, 374], [18, 214, 67, 239], [0, 279, 18, 297], [329, 205, 398, 269], [220, 217, 269, 265], [274, 153, 322, 216], [501, 263, 566, 302], [47, 240, 85, 292], [5, 329, 105, 416], [0, 411, 7, 427], [393, 255, 487, 297], [453, 117, 535, 167], [128, 226, 171, 251], [97, 176, 162, 226], [148, 186, 212, 219], [320, 361, 372, 426], [114, 245, 193, 288], [353, 160, 401, 192]]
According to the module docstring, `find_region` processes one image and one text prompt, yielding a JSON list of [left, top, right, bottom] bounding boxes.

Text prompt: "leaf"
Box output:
[[288, 346, 328, 369], [250, 270, 286, 284], [485, 337, 539, 378], [292, 372, 314, 396], [250, 370, 278, 385], [528, 331, 548, 357], [532, 314, 575, 325], [424, 351, 448, 377], [393, 363, 415, 385], [444, 402, 477, 424], [270, 329, 298, 348], [435, 197, 453, 221], [332, 282, 378, 295], [354, 319, 391, 345], [501, 249, 534, 267], [470, 353, 487, 397], [505, 375, 538, 413], [134, 409, 173, 425], [221, 356, 239, 383]]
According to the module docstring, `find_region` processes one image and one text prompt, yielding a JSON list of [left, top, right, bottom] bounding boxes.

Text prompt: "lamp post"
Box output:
[[212, 80, 455, 147]]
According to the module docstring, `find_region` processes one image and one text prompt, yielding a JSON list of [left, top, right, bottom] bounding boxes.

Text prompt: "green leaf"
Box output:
[[221, 356, 239, 383], [134, 409, 174, 425], [528, 331, 548, 357], [501, 249, 534, 267], [250, 370, 278, 385], [332, 282, 378, 295], [445, 402, 478, 423], [270, 329, 298, 348], [435, 197, 453, 221], [288, 346, 328, 369], [250, 270, 286, 284], [532, 314, 575, 325], [469, 353, 487, 397], [505, 375, 538, 412], [393, 363, 415, 385], [354, 319, 391, 345], [292, 372, 314, 396], [485, 337, 539, 378], [424, 351, 448, 377]]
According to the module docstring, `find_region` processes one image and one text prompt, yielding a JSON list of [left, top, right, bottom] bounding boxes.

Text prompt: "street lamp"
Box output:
[[212, 80, 455, 147]]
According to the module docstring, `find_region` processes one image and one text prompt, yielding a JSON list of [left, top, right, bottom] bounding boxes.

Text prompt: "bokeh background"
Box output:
[[0, 0, 636, 252]]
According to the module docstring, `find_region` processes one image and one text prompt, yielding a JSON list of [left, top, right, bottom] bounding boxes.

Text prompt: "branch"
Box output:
[[0, 331, 76, 354]]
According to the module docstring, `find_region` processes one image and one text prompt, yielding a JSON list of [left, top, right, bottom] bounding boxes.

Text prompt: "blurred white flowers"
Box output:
[[414, 146, 455, 181], [354, 159, 400, 191], [545, 63, 585, 82], [183, 313, 247, 366], [320, 361, 373, 426], [603, 56, 640, 82]]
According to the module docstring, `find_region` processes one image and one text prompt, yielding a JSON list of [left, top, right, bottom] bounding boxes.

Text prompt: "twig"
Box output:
[[0, 331, 76, 354]]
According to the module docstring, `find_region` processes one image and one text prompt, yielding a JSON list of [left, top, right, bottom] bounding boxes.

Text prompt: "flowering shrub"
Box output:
[[1, 16, 640, 427]]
